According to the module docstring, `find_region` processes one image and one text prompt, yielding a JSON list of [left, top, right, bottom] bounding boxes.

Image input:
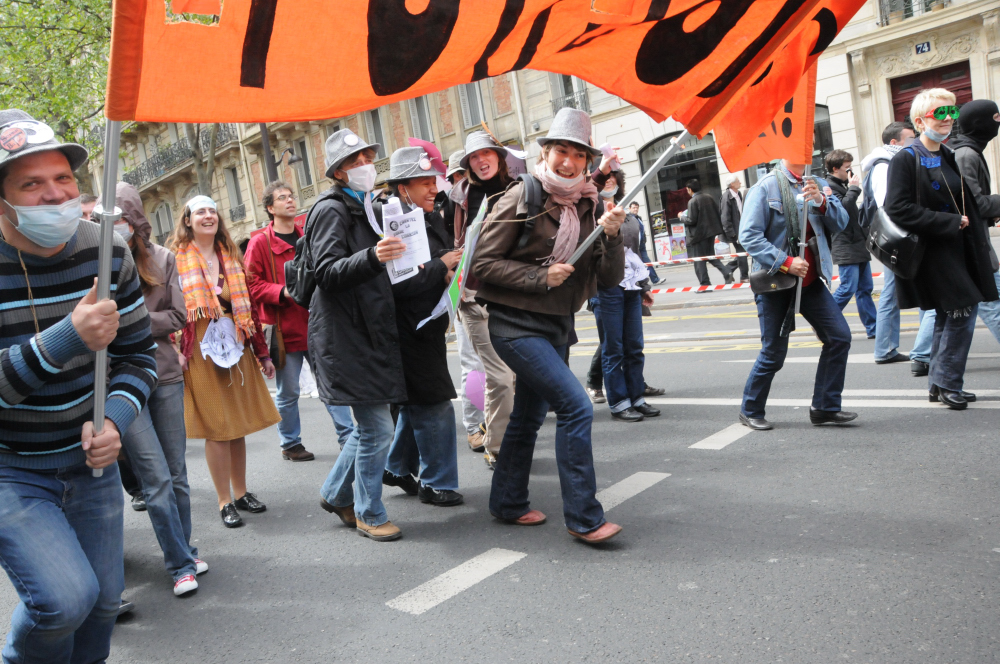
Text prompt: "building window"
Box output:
[[167, 123, 179, 143], [550, 75, 590, 114], [324, 122, 341, 140], [364, 110, 387, 159], [408, 96, 434, 142], [224, 167, 243, 206], [458, 83, 483, 129], [137, 142, 147, 162], [153, 202, 174, 244], [295, 139, 313, 186], [811, 105, 834, 177]]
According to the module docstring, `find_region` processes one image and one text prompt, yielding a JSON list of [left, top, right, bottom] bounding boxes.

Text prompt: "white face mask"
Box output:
[[548, 166, 584, 189], [921, 126, 951, 143], [114, 222, 133, 241], [2, 196, 82, 248], [346, 163, 377, 192], [600, 185, 619, 199]]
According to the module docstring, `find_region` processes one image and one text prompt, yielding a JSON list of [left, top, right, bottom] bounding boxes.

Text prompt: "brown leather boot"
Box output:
[[320, 499, 356, 526], [356, 520, 402, 542], [282, 444, 315, 462]]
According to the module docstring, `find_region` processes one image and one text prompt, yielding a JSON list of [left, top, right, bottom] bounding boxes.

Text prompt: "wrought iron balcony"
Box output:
[[878, 0, 947, 25], [229, 203, 246, 222], [552, 90, 590, 115], [122, 123, 239, 188]]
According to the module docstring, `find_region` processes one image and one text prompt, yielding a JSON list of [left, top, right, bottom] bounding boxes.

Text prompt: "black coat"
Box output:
[[307, 185, 407, 406], [719, 189, 742, 242], [391, 207, 457, 406], [883, 145, 998, 312], [828, 176, 871, 265], [685, 192, 724, 245]]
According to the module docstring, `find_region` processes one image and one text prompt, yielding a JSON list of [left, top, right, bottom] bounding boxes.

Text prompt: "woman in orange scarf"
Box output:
[[170, 196, 280, 528]]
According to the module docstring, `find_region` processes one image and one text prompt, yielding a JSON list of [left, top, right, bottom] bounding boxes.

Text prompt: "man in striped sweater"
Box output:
[[0, 109, 157, 663]]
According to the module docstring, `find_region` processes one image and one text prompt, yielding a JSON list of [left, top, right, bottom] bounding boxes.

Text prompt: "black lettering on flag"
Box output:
[[473, 0, 525, 81], [241, 0, 278, 88], [506, 7, 551, 73], [368, 0, 459, 96], [809, 8, 838, 55]]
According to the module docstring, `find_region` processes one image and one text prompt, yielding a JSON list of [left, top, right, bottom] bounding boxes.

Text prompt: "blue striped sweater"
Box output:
[[0, 221, 157, 470]]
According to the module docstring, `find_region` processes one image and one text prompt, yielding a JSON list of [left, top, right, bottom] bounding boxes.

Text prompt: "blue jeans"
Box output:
[[910, 309, 935, 363], [320, 403, 394, 526], [489, 335, 605, 534], [385, 401, 459, 491], [276, 351, 354, 449], [874, 269, 901, 361], [0, 463, 124, 664], [596, 287, 647, 413], [121, 381, 196, 581], [976, 273, 1000, 344], [832, 263, 877, 337], [929, 305, 978, 392], [741, 281, 852, 418]]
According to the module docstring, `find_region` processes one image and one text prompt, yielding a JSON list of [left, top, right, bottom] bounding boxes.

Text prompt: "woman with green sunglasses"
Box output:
[[883, 88, 999, 410]]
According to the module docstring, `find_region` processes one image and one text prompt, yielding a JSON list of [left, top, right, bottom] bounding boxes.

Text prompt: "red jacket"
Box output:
[[245, 223, 310, 353]]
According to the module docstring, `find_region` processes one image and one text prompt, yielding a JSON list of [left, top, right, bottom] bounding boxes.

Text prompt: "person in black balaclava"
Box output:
[[951, 99, 1000, 345]]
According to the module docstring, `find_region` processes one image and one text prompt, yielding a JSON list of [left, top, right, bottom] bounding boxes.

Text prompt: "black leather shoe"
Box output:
[[642, 383, 666, 397], [875, 352, 909, 365], [809, 409, 858, 425], [911, 360, 929, 377], [929, 385, 972, 408], [130, 494, 146, 512], [234, 492, 266, 513], [634, 403, 660, 418], [418, 485, 464, 506], [739, 412, 772, 430], [611, 407, 644, 422], [220, 503, 243, 528], [383, 470, 419, 496]]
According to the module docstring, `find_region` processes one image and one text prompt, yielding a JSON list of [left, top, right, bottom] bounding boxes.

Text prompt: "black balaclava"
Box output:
[[956, 100, 1000, 153]]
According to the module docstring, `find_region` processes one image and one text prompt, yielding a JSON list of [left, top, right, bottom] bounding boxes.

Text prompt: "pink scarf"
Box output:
[[533, 161, 599, 265]]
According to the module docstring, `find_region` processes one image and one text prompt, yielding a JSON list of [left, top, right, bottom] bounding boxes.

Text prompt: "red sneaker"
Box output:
[[173, 574, 198, 596]]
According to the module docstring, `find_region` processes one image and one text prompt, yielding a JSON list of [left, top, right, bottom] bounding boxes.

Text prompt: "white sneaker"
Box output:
[[194, 558, 208, 575], [310, 390, 319, 398], [173, 574, 198, 596]]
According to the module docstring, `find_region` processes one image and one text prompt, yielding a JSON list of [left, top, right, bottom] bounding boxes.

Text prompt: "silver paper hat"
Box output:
[[386, 146, 445, 183], [324, 128, 381, 178], [459, 131, 508, 169], [0, 109, 88, 172], [446, 150, 466, 178], [536, 108, 601, 158]]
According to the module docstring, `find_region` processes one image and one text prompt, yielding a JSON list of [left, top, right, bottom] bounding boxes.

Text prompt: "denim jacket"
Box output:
[[738, 165, 849, 283]]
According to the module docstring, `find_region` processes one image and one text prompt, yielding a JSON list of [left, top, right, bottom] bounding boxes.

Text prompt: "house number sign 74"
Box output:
[[915, 42, 932, 54]]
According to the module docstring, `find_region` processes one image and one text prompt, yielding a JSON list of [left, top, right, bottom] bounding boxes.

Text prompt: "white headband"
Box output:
[[186, 195, 217, 213]]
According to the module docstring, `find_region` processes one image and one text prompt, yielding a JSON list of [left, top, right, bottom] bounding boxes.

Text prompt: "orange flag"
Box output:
[[714, 62, 818, 172], [106, 0, 863, 139]]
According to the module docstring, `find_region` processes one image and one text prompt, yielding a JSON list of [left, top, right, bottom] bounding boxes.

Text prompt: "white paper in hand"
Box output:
[[200, 317, 243, 368], [382, 197, 431, 284]]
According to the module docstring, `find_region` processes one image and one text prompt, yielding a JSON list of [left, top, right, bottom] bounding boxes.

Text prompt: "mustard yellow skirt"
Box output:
[[183, 316, 281, 440]]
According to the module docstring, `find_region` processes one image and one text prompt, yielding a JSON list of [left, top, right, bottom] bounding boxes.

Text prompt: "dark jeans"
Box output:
[[596, 287, 646, 413], [741, 281, 852, 418], [689, 237, 732, 285], [384, 401, 459, 491], [727, 239, 749, 281], [489, 335, 605, 534], [929, 305, 978, 392], [586, 297, 605, 389]]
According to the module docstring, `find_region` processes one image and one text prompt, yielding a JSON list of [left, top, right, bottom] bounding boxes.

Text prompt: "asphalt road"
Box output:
[[2, 295, 999, 663]]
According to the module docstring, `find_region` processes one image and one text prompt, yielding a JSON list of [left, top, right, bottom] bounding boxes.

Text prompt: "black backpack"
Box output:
[[515, 173, 543, 250], [859, 157, 889, 230]]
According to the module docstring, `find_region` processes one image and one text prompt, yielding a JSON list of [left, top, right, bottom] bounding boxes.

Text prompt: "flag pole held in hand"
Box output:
[[568, 130, 692, 266], [90, 120, 123, 478], [793, 165, 813, 315]]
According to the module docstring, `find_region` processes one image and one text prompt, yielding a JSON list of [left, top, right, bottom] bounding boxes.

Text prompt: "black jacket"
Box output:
[[884, 145, 998, 312], [828, 176, 870, 265], [719, 189, 742, 242], [950, 135, 1000, 224], [391, 207, 456, 406], [685, 192, 724, 245], [307, 185, 407, 406]]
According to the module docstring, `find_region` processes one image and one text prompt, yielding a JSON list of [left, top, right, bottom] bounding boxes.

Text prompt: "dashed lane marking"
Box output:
[[596, 472, 671, 511], [386, 548, 527, 616], [689, 423, 753, 450]]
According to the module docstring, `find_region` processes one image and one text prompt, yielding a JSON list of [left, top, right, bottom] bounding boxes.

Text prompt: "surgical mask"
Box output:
[[346, 163, 377, 192], [921, 126, 951, 143], [548, 167, 584, 189], [600, 185, 619, 199], [114, 222, 133, 241], [2, 196, 82, 248]]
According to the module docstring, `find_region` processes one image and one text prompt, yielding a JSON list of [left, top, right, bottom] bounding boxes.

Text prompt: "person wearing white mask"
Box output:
[[310, 129, 409, 542]]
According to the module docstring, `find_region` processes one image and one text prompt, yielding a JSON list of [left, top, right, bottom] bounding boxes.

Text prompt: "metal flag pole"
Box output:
[[568, 129, 692, 266], [90, 120, 123, 478], [793, 164, 812, 315]]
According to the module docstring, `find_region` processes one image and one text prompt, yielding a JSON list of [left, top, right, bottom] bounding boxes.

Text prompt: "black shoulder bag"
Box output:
[[866, 149, 924, 280]]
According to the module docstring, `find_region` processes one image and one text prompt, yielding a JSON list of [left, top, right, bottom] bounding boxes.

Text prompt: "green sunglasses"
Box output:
[[925, 105, 960, 120]]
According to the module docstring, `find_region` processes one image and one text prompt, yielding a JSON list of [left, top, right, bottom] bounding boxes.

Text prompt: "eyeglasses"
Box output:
[[274, 194, 296, 202], [925, 105, 960, 121]]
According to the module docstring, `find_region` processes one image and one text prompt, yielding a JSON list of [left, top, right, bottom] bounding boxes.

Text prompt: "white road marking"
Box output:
[[724, 353, 1000, 364], [386, 548, 526, 616], [843, 389, 1000, 397], [596, 472, 670, 511], [689, 423, 753, 450], [644, 397, 1000, 409]]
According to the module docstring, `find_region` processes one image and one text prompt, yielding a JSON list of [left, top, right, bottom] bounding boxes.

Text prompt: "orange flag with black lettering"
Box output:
[[106, 0, 863, 140], [714, 62, 818, 172]]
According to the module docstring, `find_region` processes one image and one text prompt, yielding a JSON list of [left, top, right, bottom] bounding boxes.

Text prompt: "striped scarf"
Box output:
[[175, 242, 255, 344]]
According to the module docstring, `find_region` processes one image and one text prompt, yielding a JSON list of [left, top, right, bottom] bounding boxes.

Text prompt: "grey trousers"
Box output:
[[455, 316, 486, 435], [458, 300, 515, 455]]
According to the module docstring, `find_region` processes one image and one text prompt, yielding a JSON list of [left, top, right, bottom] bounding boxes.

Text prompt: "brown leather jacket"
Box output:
[[471, 180, 624, 316]]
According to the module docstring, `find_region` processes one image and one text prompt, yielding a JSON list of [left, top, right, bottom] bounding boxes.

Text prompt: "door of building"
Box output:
[[890, 61, 972, 122]]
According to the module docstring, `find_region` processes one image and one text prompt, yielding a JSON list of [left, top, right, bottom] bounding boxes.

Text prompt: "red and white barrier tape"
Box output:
[[649, 273, 883, 295], [646, 253, 748, 266]]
